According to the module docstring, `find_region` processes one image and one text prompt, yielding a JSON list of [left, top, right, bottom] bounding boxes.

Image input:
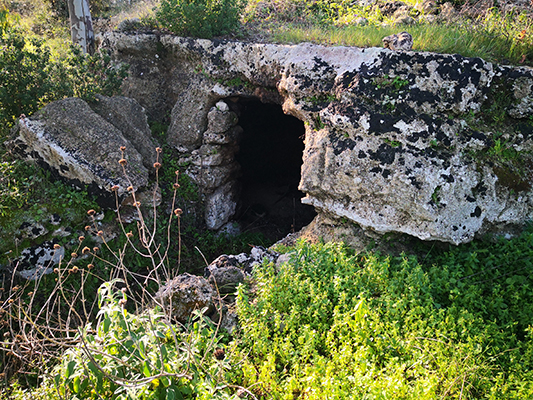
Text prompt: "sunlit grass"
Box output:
[[268, 20, 533, 65]]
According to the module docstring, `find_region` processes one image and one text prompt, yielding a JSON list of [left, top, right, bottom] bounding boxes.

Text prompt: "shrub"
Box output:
[[0, 13, 128, 138], [156, 0, 245, 38], [50, 280, 237, 400]]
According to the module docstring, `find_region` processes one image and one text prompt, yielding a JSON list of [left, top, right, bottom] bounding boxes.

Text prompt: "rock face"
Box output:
[[103, 33, 533, 244], [154, 273, 215, 323], [7, 96, 154, 204]]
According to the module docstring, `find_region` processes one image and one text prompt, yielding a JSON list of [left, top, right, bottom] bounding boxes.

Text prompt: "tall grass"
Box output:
[[271, 20, 533, 65]]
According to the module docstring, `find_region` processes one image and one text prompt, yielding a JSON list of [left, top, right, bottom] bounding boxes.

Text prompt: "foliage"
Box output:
[[156, 0, 246, 38], [0, 161, 28, 217], [0, 13, 128, 138], [235, 237, 533, 399], [0, 161, 100, 264], [50, 279, 238, 399]]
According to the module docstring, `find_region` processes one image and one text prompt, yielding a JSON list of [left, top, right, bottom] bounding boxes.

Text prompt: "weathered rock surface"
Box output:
[[7, 97, 150, 202], [154, 273, 215, 323], [12, 240, 65, 280], [382, 31, 413, 50], [90, 95, 160, 169], [104, 33, 533, 244]]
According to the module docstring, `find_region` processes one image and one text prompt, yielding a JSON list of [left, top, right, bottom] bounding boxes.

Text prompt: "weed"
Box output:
[[307, 93, 337, 105], [313, 114, 325, 130], [373, 74, 409, 91], [383, 137, 401, 148], [431, 185, 441, 205]]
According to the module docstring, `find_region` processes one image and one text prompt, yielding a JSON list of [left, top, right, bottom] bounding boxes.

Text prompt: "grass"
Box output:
[[268, 20, 533, 65]]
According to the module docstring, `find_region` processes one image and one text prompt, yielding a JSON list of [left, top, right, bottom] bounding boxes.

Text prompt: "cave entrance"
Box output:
[[233, 98, 316, 241]]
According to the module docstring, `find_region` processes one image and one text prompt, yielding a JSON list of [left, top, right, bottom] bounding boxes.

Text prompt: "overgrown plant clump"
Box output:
[[50, 281, 239, 400], [235, 237, 533, 398], [0, 9, 128, 138], [156, 0, 246, 38]]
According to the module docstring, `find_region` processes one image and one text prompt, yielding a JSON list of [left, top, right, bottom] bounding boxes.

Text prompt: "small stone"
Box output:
[[50, 214, 61, 225], [215, 101, 229, 112], [439, 2, 458, 20], [155, 273, 215, 323], [393, 15, 415, 25], [206, 265, 245, 294], [19, 222, 48, 239], [415, 0, 438, 14], [382, 31, 413, 51], [207, 108, 238, 133]]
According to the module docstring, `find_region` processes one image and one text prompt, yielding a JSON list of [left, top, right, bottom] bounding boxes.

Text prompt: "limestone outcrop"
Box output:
[[7, 96, 155, 205], [103, 34, 533, 243]]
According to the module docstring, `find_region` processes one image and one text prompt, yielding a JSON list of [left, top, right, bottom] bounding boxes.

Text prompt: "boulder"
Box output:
[[104, 33, 533, 244], [154, 273, 215, 323], [90, 95, 160, 169], [7, 97, 149, 203]]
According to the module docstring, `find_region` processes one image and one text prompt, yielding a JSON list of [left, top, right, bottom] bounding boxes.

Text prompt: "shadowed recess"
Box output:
[[234, 99, 316, 240]]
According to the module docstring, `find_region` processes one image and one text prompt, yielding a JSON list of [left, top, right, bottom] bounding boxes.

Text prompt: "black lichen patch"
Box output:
[[470, 206, 482, 218], [408, 176, 422, 189], [441, 174, 454, 183], [332, 136, 357, 156], [368, 143, 401, 165], [472, 181, 488, 197], [368, 113, 401, 135], [312, 56, 336, 75], [339, 71, 360, 90]]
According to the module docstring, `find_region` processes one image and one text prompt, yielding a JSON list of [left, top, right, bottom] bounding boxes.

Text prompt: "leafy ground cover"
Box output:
[[234, 236, 533, 398], [5, 231, 533, 399]]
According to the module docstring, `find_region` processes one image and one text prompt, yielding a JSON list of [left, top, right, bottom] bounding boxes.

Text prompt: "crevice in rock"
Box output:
[[233, 98, 316, 241]]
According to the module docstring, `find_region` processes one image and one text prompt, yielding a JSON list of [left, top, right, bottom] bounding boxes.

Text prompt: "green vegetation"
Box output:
[[0, 9, 128, 139], [7, 234, 533, 399], [156, 0, 246, 38], [234, 238, 533, 398], [1, 0, 533, 399], [52, 280, 235, 400]]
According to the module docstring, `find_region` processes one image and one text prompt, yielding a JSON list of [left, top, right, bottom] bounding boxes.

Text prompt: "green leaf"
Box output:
[[161, 375, 171, 387], [65, 360, 76, 380], [72, 375, 80, 394], [102, 317, 111, 333], [142, 360, 152, 378], [167, 385, 184, 400], [165, 387, 176, 400]]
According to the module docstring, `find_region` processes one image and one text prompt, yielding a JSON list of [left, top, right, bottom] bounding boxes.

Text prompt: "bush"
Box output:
[[50, 280, 236, 400], [156, 0, 245, 38], [0, 14, 128, 138]]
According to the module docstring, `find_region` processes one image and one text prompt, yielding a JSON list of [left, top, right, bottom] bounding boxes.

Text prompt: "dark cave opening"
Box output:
[[233, 99, 317, 241]]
